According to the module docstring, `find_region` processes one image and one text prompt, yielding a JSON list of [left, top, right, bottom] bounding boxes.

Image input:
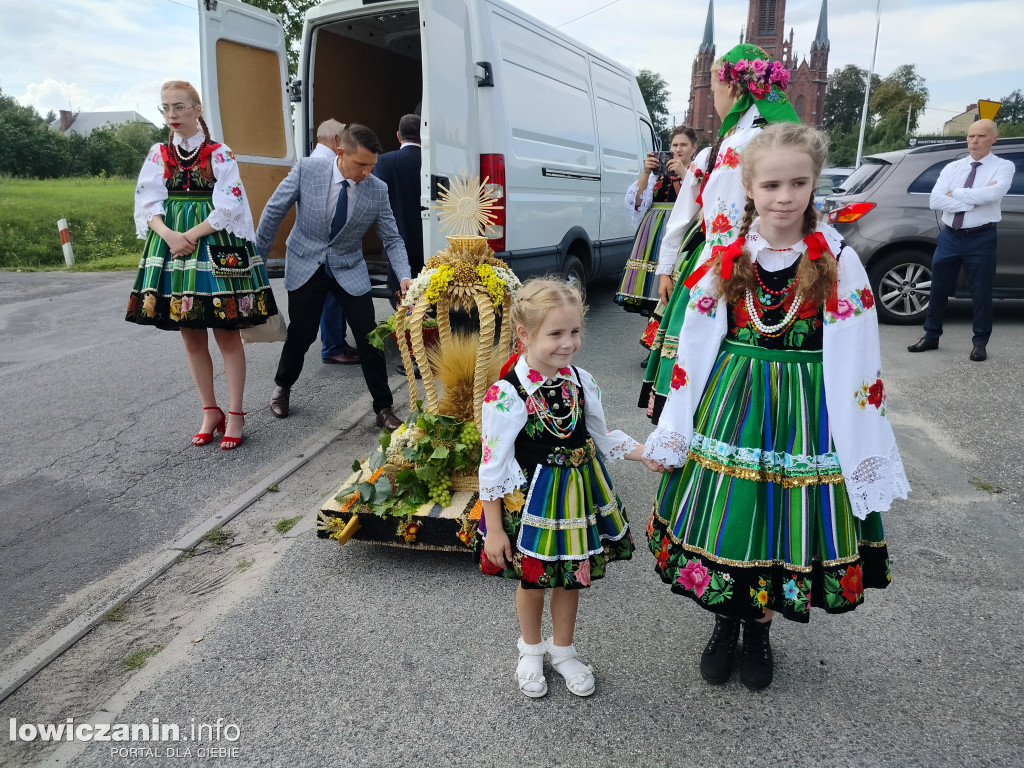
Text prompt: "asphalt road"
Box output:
[[2, 272, 1022, 767]]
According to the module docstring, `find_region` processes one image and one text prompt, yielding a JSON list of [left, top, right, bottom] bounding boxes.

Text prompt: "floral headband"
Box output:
[[717, 58, 791, 100]]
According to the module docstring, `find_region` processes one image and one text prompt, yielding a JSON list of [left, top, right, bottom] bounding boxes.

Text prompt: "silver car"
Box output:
[[821, 138, 1024, 324]]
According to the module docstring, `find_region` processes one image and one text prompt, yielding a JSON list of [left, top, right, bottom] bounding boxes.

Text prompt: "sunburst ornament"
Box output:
[[432, 174, 502, 237]]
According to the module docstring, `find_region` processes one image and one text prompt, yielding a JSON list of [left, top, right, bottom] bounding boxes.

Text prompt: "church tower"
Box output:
[[745, 0, 786, 60], [685, 1, 720, 142]]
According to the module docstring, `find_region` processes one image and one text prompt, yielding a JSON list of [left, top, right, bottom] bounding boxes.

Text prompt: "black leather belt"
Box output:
[[949, 222, 996, 235]]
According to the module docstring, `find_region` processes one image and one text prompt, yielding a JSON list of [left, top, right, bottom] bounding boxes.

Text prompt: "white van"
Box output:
[[197, 0, 656, 288]]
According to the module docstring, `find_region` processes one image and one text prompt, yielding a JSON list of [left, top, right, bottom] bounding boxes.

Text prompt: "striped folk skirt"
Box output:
[[477, 440, 634, 589], [646, 341, 890, 623], [126, 192, 278, 331], [615, 202, 674, 316]]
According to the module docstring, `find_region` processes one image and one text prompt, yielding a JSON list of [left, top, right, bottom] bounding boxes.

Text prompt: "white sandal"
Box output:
[[548, 640, 595, 697], [516, 637, 548, 698]]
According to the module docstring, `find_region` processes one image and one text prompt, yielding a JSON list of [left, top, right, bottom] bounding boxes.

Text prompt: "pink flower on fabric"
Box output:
[[527, 369, 544, 384], [696, 295, 716, 315], [482, 446, 492, 464], [576, 559, 592, 586], [484, 384, 500, 403], [237, 294, 253, 315], [750, 58, 769, 76], [180, 295, 193, 313], [525, 398, 537, 414], [834, 298, 856, 320], [677, 559, 712, 597], [558, 367, 571, 376]]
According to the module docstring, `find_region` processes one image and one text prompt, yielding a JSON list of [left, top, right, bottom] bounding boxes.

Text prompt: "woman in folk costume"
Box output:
[[639, 43, 799, 424], [126, 80, 278, 450], [615, 125, 697, 322], [642, 123, 910, 690]]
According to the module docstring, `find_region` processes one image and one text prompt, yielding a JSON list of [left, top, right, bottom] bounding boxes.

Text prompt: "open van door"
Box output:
[[198, 0, 296, 267], [420, 0, 478, 258]]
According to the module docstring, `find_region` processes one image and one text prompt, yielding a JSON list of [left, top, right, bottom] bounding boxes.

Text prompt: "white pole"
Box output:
[[57, 219, 74, 267], [906, 103, 912, 134], [855, 0, 882, 167]]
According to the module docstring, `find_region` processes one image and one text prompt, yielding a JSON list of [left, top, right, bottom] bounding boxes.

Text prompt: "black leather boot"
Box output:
[[740, 618, 774, 690], [700, 614, 741, 684]]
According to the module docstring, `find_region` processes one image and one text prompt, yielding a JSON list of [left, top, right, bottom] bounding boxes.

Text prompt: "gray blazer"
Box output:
[[256, 157, 411, 294]]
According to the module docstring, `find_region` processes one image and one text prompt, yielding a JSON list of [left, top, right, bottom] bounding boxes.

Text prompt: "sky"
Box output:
[[1, 0, 1020, 136]]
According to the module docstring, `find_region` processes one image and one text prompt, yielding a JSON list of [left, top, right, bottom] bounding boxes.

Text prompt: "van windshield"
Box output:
[[841, 159, 889, 195]]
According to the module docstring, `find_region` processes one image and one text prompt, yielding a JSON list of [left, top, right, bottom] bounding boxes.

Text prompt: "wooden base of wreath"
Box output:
[[317, 463, 481, 552]]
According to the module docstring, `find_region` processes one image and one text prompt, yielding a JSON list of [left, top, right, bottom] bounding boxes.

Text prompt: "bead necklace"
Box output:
[[526, 380, 579, 439], [745, 288, 804, 336], [171, 140, 204, 190], [754, 261, 797, 296]]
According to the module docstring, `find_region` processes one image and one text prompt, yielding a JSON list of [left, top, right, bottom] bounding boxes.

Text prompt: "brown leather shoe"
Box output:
[[270, 385, 290, 418], [374, 407, 402, 432], [323, 349, 361, 365]]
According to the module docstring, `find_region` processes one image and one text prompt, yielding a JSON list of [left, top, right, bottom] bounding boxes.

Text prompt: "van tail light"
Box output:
[[827, 202, 876, 224], [480, 154, 506, 252]]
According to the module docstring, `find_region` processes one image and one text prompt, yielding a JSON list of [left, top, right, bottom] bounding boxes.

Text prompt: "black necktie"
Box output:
[[330, 179, 349, 240], [951, 161, 981, 230]]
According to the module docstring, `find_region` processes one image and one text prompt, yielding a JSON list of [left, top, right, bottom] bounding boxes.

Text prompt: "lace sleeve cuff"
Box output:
[[479, 466, 528, 501], [602, 433, 640, 463], [655, 261, 675, 276], [643, 429, 688, 468], [206, 207, 256, 241], [134, 201, 165, 239], [842, 444, 911, 520]]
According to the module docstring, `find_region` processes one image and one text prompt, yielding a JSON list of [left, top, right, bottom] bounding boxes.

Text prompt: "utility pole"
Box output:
[[906, 103, 913, 135]]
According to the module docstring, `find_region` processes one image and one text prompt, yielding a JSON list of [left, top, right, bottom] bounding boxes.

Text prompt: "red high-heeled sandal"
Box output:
[[193, 406, 226, 446], [220, 411, 246, 450]]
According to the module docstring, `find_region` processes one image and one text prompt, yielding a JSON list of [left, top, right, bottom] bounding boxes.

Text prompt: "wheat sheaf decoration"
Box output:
[[432, 174, 502, 238]]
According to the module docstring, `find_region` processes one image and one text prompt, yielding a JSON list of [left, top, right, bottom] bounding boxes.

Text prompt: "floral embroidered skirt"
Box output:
[[477, 444, 634, 590], [638, 229, 706, 422], [647, 341, 890, 623], [616, 203, 674, 316], [126, 193, 278, 331]]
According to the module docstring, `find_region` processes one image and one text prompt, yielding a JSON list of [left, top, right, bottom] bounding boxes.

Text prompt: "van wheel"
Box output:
[[561, 256, 586, 296], [868, 250, 932, 325]]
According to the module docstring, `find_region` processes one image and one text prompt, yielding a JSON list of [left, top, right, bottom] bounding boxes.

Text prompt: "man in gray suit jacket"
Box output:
[[256, 124, 410, 431]]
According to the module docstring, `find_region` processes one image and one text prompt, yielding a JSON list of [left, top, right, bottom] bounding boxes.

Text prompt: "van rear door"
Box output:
[[198, 0, 296, 266], [421, 0, 478, 257]]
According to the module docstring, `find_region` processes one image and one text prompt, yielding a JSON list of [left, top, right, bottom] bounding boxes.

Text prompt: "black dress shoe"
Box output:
[[375, 407, 402, 432], [907, 337, 939, 353], [270, 385, 290, 418], [323, 349, 361, 365], [969, 344, 987, 361]]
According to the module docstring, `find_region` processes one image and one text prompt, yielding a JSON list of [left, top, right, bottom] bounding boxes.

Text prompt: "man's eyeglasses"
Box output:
[[158, 103, 196, 115]]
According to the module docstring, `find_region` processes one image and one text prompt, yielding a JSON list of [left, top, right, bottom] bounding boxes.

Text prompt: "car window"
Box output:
[[907, 160, 951, 194], [841, 160, 888, 195], [1005, 152, 1024, 195]]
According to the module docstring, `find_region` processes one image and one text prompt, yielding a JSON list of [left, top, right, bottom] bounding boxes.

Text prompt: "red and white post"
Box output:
[[57, 219, 74, 267]]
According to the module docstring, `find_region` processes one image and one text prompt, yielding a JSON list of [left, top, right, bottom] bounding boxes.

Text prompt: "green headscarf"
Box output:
[[716, 43, 800, 137]]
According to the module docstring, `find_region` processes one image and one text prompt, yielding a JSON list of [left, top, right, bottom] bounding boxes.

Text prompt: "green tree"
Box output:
[[823, 64, 880, 133], [0, 90, 51, 177], [996, 89, 1024, 125], [870, 64, 928, 134], [242, 0, 320, 78], [636, 69, 671, 146]]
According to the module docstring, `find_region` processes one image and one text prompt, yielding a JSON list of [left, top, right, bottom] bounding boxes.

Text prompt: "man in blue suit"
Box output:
[[373, 114, 424, 305], [256, 124, 410, 431]]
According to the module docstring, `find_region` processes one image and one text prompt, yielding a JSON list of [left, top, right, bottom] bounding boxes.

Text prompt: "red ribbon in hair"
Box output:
[[683, 236, 746, 289], [499, 352, 520, 378], [803, 231, 842, 312]]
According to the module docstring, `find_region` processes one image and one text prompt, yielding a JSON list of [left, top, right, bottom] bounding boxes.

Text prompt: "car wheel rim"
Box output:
[[878, 262, 931, 318]]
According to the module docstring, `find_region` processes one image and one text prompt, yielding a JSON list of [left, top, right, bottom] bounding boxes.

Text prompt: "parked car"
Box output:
[[197, 0, 654, 293], [821, 138, 1024, 324], [814, 166, 854, 210]]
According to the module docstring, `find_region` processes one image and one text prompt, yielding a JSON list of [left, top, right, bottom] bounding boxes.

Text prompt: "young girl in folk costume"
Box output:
[[643, 123, 910, 690], [127, 80, 278, 450], [616, 125, 698, 320], [639, 43, 800, 423], [477, 279, 652, 698]]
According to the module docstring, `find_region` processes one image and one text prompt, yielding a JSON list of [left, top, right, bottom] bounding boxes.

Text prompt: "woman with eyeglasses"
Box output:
[[127, 80, 279, 450]]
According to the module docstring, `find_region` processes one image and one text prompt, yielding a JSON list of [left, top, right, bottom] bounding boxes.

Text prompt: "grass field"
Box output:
[[0, 177, 141, 271]]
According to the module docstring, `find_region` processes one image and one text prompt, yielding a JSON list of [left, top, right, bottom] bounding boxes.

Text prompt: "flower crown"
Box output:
[[717, 58, 791, 100]]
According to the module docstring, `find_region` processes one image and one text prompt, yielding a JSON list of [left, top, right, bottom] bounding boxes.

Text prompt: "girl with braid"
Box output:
[[127, 80, 278, 450], [639, 43, 801, 424], [643, 124, 910, 690]]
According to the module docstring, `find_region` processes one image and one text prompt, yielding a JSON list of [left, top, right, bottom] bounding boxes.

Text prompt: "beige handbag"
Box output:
[[240, 311, 288, 344]]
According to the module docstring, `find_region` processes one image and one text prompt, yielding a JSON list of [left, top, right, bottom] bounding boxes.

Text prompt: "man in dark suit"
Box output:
[[372, 114, 424, 306], [256, 124, 410, 431]]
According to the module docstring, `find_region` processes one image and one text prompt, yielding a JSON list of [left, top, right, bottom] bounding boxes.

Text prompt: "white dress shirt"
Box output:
[[929, 151, 1014, 228], [309, 142, 336, 160]]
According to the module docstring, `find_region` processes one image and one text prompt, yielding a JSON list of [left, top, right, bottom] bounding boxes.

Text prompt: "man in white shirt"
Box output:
[[309, 119, 361, 365], [908, 119, 1014, 361]]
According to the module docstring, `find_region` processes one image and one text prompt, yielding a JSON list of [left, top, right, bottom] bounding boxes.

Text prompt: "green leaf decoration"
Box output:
[[369, 450, 386, 471], [356, 481, 375, 501], [351, 459, 362, 472], [430, 446, 450, 460]]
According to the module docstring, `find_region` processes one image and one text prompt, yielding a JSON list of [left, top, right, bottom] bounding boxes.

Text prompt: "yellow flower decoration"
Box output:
[[168, 296, 182, 322], [503, 488, 526, 513], [425, 265, 454, 304], [477, 264, 504, 306]]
